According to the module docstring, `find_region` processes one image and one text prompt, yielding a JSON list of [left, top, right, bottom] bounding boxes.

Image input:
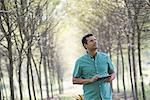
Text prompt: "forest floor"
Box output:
[[49, 92, 133, 100], [48, 80, 149, 100], [112, 92, 133, 100]]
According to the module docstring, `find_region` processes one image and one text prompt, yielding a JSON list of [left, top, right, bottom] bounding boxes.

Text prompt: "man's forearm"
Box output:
[[72, 77, 93, 84]]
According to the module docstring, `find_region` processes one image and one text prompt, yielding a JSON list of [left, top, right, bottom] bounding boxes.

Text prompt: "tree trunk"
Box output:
[[131, 19, 138, 100], [0, 58, 2, 100], [43, 55, 50, 99], [14, 0, 24, 99], [56, 65, 63, 94], [60, 78, 64, 94], [31, 54, 43, 100], [116, 41, 120, 93], [13, 28, 24, 100], [0, 1, 15, 99], [124, 0, 138, 99], [47, 57, 54, 98], [49, 45, 55, 98], [136, 20, 146, 100], [119, 36, 127, 99], [7, 27, 14, 100], [18, 55, 23, 100], [30, 62, 37, 100], [0, 90, 0, 100], [39, 48, 43, 100], [58, 77, 62, 94], [0, 58, 8, 99], [27, 43, 32, 100], [126, 34, 136, 100], [50, 83, 53, 98]]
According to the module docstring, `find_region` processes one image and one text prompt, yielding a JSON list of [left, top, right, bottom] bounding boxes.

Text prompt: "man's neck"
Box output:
[[87, 50, 97, 57]]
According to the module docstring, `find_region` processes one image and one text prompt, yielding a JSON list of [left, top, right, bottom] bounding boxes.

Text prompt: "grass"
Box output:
[[57, 85, 150, 100], [58, 94, 83, 100], [145, 84, 150, 100], [59, 96, 74, 100]]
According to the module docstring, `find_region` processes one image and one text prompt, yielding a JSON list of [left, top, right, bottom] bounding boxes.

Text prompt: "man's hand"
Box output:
[[105, 73, 115, 82], [90, 75, 100, 82]]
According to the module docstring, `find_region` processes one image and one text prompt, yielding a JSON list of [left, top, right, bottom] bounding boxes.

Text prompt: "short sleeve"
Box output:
[[107, 55, 115, 74], [73, 60, 81, 77]]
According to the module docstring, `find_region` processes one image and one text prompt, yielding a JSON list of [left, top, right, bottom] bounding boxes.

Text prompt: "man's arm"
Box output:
[[72, 76, 99, 84]]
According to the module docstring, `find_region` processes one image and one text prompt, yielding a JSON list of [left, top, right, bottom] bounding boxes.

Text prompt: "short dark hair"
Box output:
[[82, 34, 93, 49]]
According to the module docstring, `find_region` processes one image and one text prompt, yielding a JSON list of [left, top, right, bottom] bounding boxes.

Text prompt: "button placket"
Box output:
[[94, 60, 99, 74]]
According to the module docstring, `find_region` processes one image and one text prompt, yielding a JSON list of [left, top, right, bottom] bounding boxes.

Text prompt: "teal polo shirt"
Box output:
[[73, 52, 114, 100]]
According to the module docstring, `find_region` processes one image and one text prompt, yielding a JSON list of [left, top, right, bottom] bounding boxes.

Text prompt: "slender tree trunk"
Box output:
[[0, 83, 2, 100], [131, 21, 138, 100], [50, 83, 53, 98], [119, 36, 127, 100], [27, 42, 32, 100], [124, 1, 138, 99], [5, 13, 15, 100], [57, 71, 63, 94], [0, 59, 8, 99], [31, 54, 43, 100], [51, 53, 55, 80], [60, 78, 64, 94], [8, 30, 14, 100], [1, 76, 8, 100], [13, 32, 24, 100], [0, 90, 1, 100], [43, 55, 50, 99], [47, 57, 54, 98], [30, 62, 37, 100], [0, 58, 2, 100], [18, 55, 23, 100], [39, 48, 43, 100], [57, 76, 62, 94], [0, 1, 15, 99], [126, 34, 136, 100], [136, 21, 146, 100], [50, 47, 55, 98], [14, 0, 24, 99], [116, 42, 120, 93], [56, 66, 62, 94]]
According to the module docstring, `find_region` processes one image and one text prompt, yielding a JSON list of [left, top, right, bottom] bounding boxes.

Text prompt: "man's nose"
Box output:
[[94, 40, 97, 43]]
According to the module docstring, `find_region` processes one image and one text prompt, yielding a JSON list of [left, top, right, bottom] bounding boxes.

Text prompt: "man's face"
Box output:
[[84, 36, 98, 51]]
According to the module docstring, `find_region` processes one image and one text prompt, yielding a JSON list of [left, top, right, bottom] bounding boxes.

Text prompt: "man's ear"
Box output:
[[84, 43, 87, 49]]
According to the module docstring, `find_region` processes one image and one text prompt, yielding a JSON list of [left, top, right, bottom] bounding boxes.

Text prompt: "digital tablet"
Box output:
[[98, 75, 111, 80]]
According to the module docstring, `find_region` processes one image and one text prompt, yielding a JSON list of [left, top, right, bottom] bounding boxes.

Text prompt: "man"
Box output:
[[72, 34, 115, 100]]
